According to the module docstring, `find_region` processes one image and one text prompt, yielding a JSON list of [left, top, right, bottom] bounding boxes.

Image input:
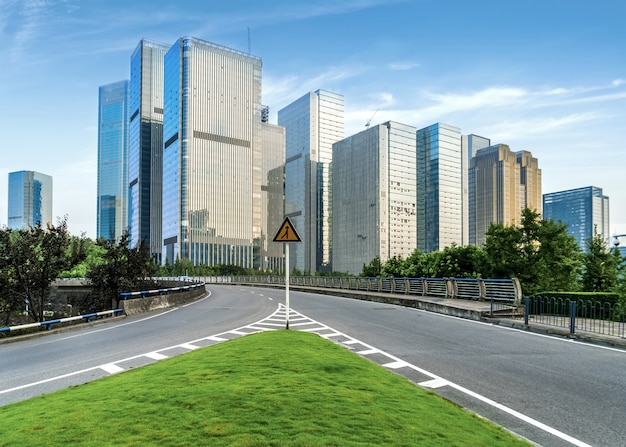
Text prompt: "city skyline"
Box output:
[[1, 1, 625, 239]]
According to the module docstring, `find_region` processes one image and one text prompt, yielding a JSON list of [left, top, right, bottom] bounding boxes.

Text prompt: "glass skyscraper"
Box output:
[[161, 37, 264, 268], [469, 144, 542, 246], [8, 170, 52, 229], [97, 80, 129, 241], [260, 121, 286, 272], [128, 39, 169, 259], [543, 186, 609, 250], [278, 90, 344, 273], [462, 134, 491, 245], [332, 121, 417, 274], [416, 123, 465, 253]]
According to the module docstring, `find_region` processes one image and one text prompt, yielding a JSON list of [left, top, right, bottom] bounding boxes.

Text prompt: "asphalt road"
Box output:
[[2, 285, 624, 447]]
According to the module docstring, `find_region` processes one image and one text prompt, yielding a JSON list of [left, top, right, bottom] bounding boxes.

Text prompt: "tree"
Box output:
[[86, 232, 157, 311], [482, 208, 582, 295], [0, 218, 87, 322], [362, 256, 382, 277], [582, 228, 619, 293]]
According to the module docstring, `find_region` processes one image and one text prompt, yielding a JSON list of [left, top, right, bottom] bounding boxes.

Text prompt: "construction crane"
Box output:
[[365, 109, 378, 128]]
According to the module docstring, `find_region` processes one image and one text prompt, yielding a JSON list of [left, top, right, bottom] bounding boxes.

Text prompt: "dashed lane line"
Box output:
[[1, 303, 591, 447]]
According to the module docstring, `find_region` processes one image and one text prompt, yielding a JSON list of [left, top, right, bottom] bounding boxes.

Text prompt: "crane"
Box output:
[[365, 109, 378, 128]]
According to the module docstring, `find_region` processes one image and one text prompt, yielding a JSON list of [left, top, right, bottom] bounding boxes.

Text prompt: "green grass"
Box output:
[[0, 331, 530, 446]]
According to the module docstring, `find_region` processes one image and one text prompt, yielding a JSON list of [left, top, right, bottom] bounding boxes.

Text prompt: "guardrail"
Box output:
[[524, 296, 625, 338], [119, 281, 206, 300], [0, 309, 124, 334], [229, 276, 522, 306]]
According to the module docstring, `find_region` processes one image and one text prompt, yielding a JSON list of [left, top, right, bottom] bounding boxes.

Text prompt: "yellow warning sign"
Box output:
[[273, 217, 301, 242]]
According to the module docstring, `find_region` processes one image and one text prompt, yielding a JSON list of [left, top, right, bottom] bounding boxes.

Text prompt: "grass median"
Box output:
[[0, 331, 530, 446]]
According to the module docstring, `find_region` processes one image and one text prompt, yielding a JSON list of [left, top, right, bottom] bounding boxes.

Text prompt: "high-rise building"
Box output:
[[332, 121, 417, 274], [8, 170, 53, 229], [469, 144, 542, 246], [278, 90, 344, 273], [161, 37, 264, 268], [462, 134, 491, 245], [260, 121, 286, 272], [543, 186, 609, 250], [416, 123, 465, 252], [97, 80, 129, 241], [128, 39, 169, 259]]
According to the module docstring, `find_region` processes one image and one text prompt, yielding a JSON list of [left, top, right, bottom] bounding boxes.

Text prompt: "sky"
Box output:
[[1, 0, 625, 240]]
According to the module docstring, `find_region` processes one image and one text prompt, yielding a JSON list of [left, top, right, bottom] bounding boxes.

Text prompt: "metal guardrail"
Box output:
[[0, 309, 124, 334], [229, 276, 523, 306], [120, 281, 206, 300], [524, 296, 626, 338]]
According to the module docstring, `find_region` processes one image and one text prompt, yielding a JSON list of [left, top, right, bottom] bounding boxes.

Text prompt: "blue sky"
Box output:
[[1, 0, 625, 240]]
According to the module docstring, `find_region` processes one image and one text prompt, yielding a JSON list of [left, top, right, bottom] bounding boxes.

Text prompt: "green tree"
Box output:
[[361, 256, 382, 277], [582, 229, 619, 292], [381, 255, 404, 277], [86, 232, 157, 311], [482, 208, 582, 295], [0, 218, 87, 322]]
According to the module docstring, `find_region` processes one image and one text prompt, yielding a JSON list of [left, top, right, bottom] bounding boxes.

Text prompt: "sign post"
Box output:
[[273, 217, 301, 329]]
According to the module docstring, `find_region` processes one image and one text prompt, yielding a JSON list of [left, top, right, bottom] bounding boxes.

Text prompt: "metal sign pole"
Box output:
[[285, 243, 290, 330]]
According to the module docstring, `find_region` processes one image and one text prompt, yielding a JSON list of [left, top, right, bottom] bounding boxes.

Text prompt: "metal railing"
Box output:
[[230, 276, 522, 305], [524, 296, 625, 338], [0, 309, 124, 334]]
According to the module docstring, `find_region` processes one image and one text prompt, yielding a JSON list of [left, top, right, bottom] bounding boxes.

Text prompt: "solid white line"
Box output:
[[287, 308, 593, 447]]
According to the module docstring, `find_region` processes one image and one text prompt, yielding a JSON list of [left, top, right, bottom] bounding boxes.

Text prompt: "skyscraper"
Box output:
[[97, 80, 129, 241], [543, 186, 609, 250], [469, 144, 542, 246], [260, 120, 286, 271], [462, 134, 491, 245], [128, 39, 169, 259], [416, 123, 465, 252], [8, 170, 53, 229], [332, 121, 417, 274], [161, 37, 264, 268], [278, 90, 344, 273]]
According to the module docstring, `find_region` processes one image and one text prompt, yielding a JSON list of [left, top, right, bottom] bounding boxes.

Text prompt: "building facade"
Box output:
[[469, 144, 542, 246], [416, 123, 465, 252], [543, 186, 609, 250], [8, 170, 53, 229], [332, 121, 417, 274], [462, 134, 491, 245], [278, 90, 344, 273], [161, 37, 264, 268], [128, 39, 169, 259], [97, 80, 129, 241], [260, 121, 286, 272]]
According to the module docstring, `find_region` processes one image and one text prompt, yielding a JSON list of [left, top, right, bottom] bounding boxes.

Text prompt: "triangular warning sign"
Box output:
[[273, 217, 301, 242]]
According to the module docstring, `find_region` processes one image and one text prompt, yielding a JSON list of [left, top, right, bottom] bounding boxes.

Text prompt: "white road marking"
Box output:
[[1, 301, 593, 447]]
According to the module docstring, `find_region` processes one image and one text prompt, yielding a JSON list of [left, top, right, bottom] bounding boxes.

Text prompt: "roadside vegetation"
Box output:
[[0, 331, 531, 447], [1, 207, 624, 327]]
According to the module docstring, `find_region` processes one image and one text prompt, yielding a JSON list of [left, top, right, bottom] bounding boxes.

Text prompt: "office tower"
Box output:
[[128, 39, 169, 259], [260, 122, 286, 271], [332, 121, 417, 274], [543, 186, 609, 250], [8, 170, 52, 229], [462, 134, 491, 245], [97, 80, 129, 241], [469, 144, 542, 246], [278, 90, 344, 273], [161, 37, 263, 268], [416, 123, 465, 253]]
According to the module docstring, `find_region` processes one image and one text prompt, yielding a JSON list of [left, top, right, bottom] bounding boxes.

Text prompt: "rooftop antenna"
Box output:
[[365, 109, 378, 128], [247, 27, 251, 54]]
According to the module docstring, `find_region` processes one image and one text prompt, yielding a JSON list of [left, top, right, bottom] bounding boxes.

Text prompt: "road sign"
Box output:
[[273, 217, 301, 243]]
